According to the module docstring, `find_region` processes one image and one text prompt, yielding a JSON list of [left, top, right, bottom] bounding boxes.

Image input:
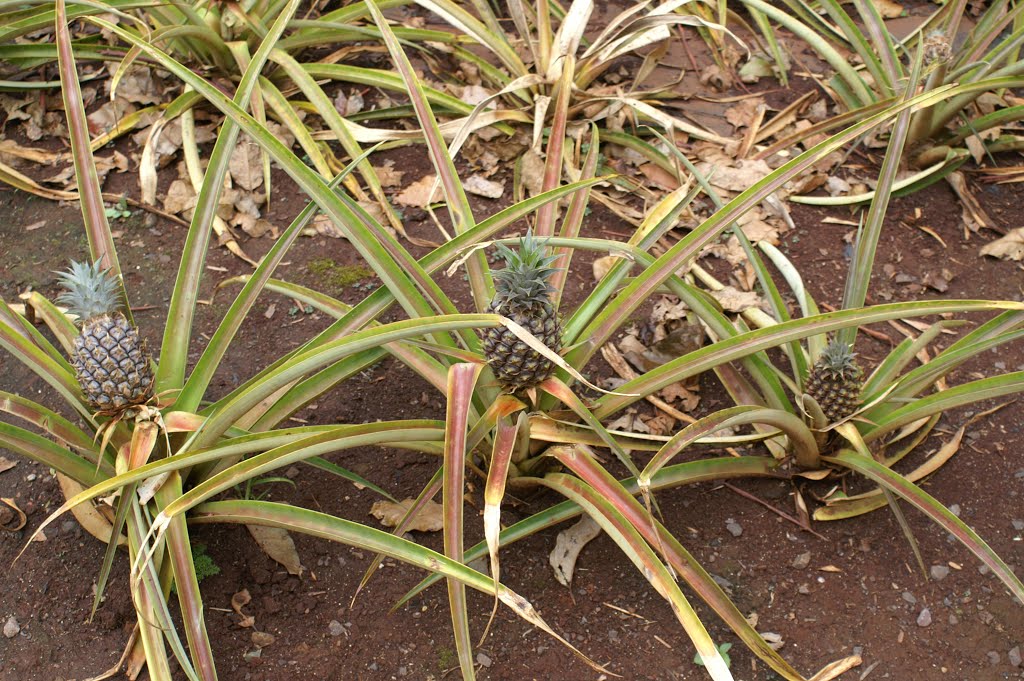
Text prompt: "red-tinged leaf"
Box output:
[[443, 363, 484, 679], [550, 446, 806, 680], [480, 414, 519, 643]]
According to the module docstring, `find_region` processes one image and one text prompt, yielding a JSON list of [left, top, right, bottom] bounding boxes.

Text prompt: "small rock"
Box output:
[[398, 666, 408, 677], [979, 564, 991, 575], [725, 519, 743, 537], [3, 616, 19, 638], [916, 608, 932, 627], [1008, 646, 1021, 668], [930, 565, 950, 581], [948, 614, 959, 625], [26, 473, 36, 482], [949, 504, 961, 517], [328, 620, 345, 637], [284, 467, 300, 480], [368, 662, 378, 671], [987, 651, 1001, 665], [902, 591, 917, 605], [798, 584, 811, 595], [60, 520, 79, 535], [792, 552, 811, 569], [1012, 519, 1024, 531], [476, 653, 492, 668]]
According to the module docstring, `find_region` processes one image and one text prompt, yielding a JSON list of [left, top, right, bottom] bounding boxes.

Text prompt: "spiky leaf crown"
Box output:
[[491, 231, 561, 313], [815, 340, 861, 379], [55, 260, 122, 323]]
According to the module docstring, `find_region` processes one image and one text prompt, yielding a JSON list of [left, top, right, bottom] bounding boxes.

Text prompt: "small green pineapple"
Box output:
[[56, 260, 154, 415], [804, 340, 863, 423], [482, 231, 562, 393]]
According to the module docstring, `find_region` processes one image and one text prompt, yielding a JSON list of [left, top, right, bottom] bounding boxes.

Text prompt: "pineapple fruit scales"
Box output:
[[482, 232, 562, 393], [57, 261, 154, 415], [805, 339, 863, 423]]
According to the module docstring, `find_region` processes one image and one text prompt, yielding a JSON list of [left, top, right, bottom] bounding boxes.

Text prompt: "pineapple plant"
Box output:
[[56, 260, 154, 416], [804, 339, 863, 423], [482, 232, 562, 393]]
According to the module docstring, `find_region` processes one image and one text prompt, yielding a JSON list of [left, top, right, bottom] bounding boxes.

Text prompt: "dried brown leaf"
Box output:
[[869, 0, 904, 18], [980, 228, 1024, 261], [229, 138, 264, 191], [369, 498, 444, 532], [463, 174, 504, 199], [394, 174, 443, 208], [549, 516, 602, 587], [710, 286, 765, 313], [246, 524, 304, 576]]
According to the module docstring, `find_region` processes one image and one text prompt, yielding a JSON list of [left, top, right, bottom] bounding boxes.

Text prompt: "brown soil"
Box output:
[[2, 13, 1024, 681]]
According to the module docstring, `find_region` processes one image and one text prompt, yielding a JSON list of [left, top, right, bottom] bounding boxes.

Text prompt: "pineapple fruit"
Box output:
[[56, 261, 154, 415], [804, 340, 863, 423], [482, 232, 562, 393]]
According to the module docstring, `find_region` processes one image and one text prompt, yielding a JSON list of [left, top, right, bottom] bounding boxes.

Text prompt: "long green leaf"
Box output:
[[539, 470, 735, 680], [368, 0, 492, 312], [155, 0, 301, 394], [192, 499, 604, 670], [566, 84, 962, 369], [593, 301, 1024, 419], [825, 450, 1024, 604]]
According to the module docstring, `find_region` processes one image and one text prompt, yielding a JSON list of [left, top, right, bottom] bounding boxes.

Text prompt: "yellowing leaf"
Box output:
[[55, 473, 126, 546]]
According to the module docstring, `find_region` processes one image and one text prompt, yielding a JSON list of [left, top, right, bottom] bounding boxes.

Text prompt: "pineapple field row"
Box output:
[[1, 0, 1023, 680]]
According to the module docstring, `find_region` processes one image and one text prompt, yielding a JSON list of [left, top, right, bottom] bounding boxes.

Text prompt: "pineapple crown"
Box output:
[[815, 340, 861, 379], [491, 230, 561, 313], [55, 260, 122, 323]]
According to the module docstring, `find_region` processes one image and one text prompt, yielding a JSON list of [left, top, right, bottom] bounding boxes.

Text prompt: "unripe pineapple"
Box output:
[[482, 232, 562, 393], [804, 340, 862, 423], [56, 261, 154, 415]]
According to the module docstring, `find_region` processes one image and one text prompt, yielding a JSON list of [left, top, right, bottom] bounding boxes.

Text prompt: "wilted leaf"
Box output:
[[163, 179, 197, 215], [549, 515, 602, 587], [109, 64, 164, 105], [699, 158, 773, 193], [870, 0, 904, 18], [55, 473, 126, 546], [394, 175, 443, 208], [638, 163, 680, 191], [739, 54, 776, 84], [660, 382, 700, 411], [305, 213, 346, 239], [251, 631, 275, 648], [373, 160, 404, 187], [229, 138, 264, 191], [369, 498, 444, 532], [710, 286, 765, 313], [231, 589, 255, 628], [592, 255, 623, 281], [980, 228, 1024, 261], [0, 498, 26, 532], [725, 98, 766, 130], [463, 174, 504, 199], [0, 457, 16, 473], [605, 410, 651, 434], [333, 90, 364, 117], [247, 524, 304, 576]]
